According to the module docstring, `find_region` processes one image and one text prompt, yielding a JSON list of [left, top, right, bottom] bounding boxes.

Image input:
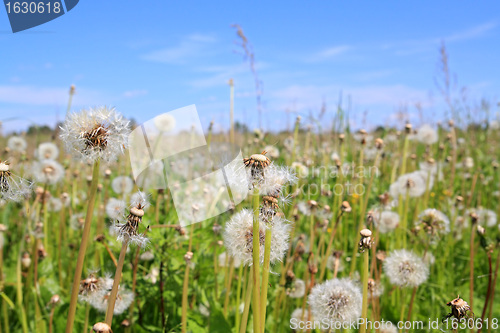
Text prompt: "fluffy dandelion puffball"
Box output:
[[0, 160, 33, 202], [105, 198, 126, 220], [90, 285, 134, 315], [60, 106, 130, 163], [111, 176, 134, 194], [7, 136, 27, 153], [383, 249, 429, 287], [35, 142, 59, 160], [32, 160, 65, 185], [153, 113, 176, 132], [373, 210, 400, 233], [223, 209, 291, 266], [419, 208, 450, 235], [416, 124, 438, 145], [259, 164, 297, 196], [288, 279, 306, 298], [389, 171, 431, 198], [308, 278, 362, 325]]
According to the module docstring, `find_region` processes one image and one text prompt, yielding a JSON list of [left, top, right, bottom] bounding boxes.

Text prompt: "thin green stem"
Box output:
[[105, 240, 128, 326], [260, 226, 272, 333], [360, 250, 369, 333], [251, 187, 261, 333], [65, 160, 100, 333]]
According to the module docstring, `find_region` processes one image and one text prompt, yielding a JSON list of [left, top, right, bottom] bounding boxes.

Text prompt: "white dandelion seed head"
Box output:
[[145, 267, 160, 284], [0, 163, 33, 202], [112, 222, 150, 248], [291, 162, 308, 178], [419, 208, 450, 234], [373, 210, 400, 234], [70, 213, 85, 230], [383, 249, 429, 287], [32, 160, 65, 185], [423, 252, 436, 265], [463, 157, 474, 169], [308, 278, 362, 324], [198, 303, 210, 317], [89, 285, 134, 315], [259, 164, 298, 196], [35, 142, 59, 161], [466, 208, 497, 227], [105, 198, 126, 220], [264, 145, 280, 158], [288, 279, 306, 298], [140, 251, 155, 261], [111, 176, 134, 194], [419, 160, 438, 175], [60, 106, 130, 163], [48, 197, 63, 212], [326, 255, 345, 272], [153, 113, 176, 132], [7, 136, 27, 153], [389, 171, 432, 198], [130, 191, 150, 210], [416, 124, 438, 145], [223, 209, 291, 266], [331, 151, 340, 162]]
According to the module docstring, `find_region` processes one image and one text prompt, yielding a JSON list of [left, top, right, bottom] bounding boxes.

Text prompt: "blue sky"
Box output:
[[1, 1, 500, 134]]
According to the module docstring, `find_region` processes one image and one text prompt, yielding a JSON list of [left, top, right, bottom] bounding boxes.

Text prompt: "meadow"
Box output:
[[0, 102, 499, 333]]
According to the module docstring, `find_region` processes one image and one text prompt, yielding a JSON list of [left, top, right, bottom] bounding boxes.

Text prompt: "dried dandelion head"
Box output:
[[112, 191, 150, 247], [60, 106, 130, 163], [244, 151, 271, 184], [446, 295, 472, 319], [92, 322, 113, 333]]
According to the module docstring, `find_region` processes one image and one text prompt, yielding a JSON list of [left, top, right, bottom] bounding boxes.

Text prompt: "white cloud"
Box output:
[[0, 85, 106, 106], [142, 33, 217, 64], [307, 45, 351, 62]]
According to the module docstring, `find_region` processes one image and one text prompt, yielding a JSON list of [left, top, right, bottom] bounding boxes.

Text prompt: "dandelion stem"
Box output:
[[65, 159, 100, 333], [260, 226, 272, 333], [234, 265, 244, 330], [181, 258, 191, 333], [251, 187, 262, 333], [487, 249, 500, 333], [360, 250, 369, 333], [406, 286, 418, 321], [469, 224, 475, 312], [239, 272, 253, 333], [478, 251, 492, 333], [105, 239, 128, 326]]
